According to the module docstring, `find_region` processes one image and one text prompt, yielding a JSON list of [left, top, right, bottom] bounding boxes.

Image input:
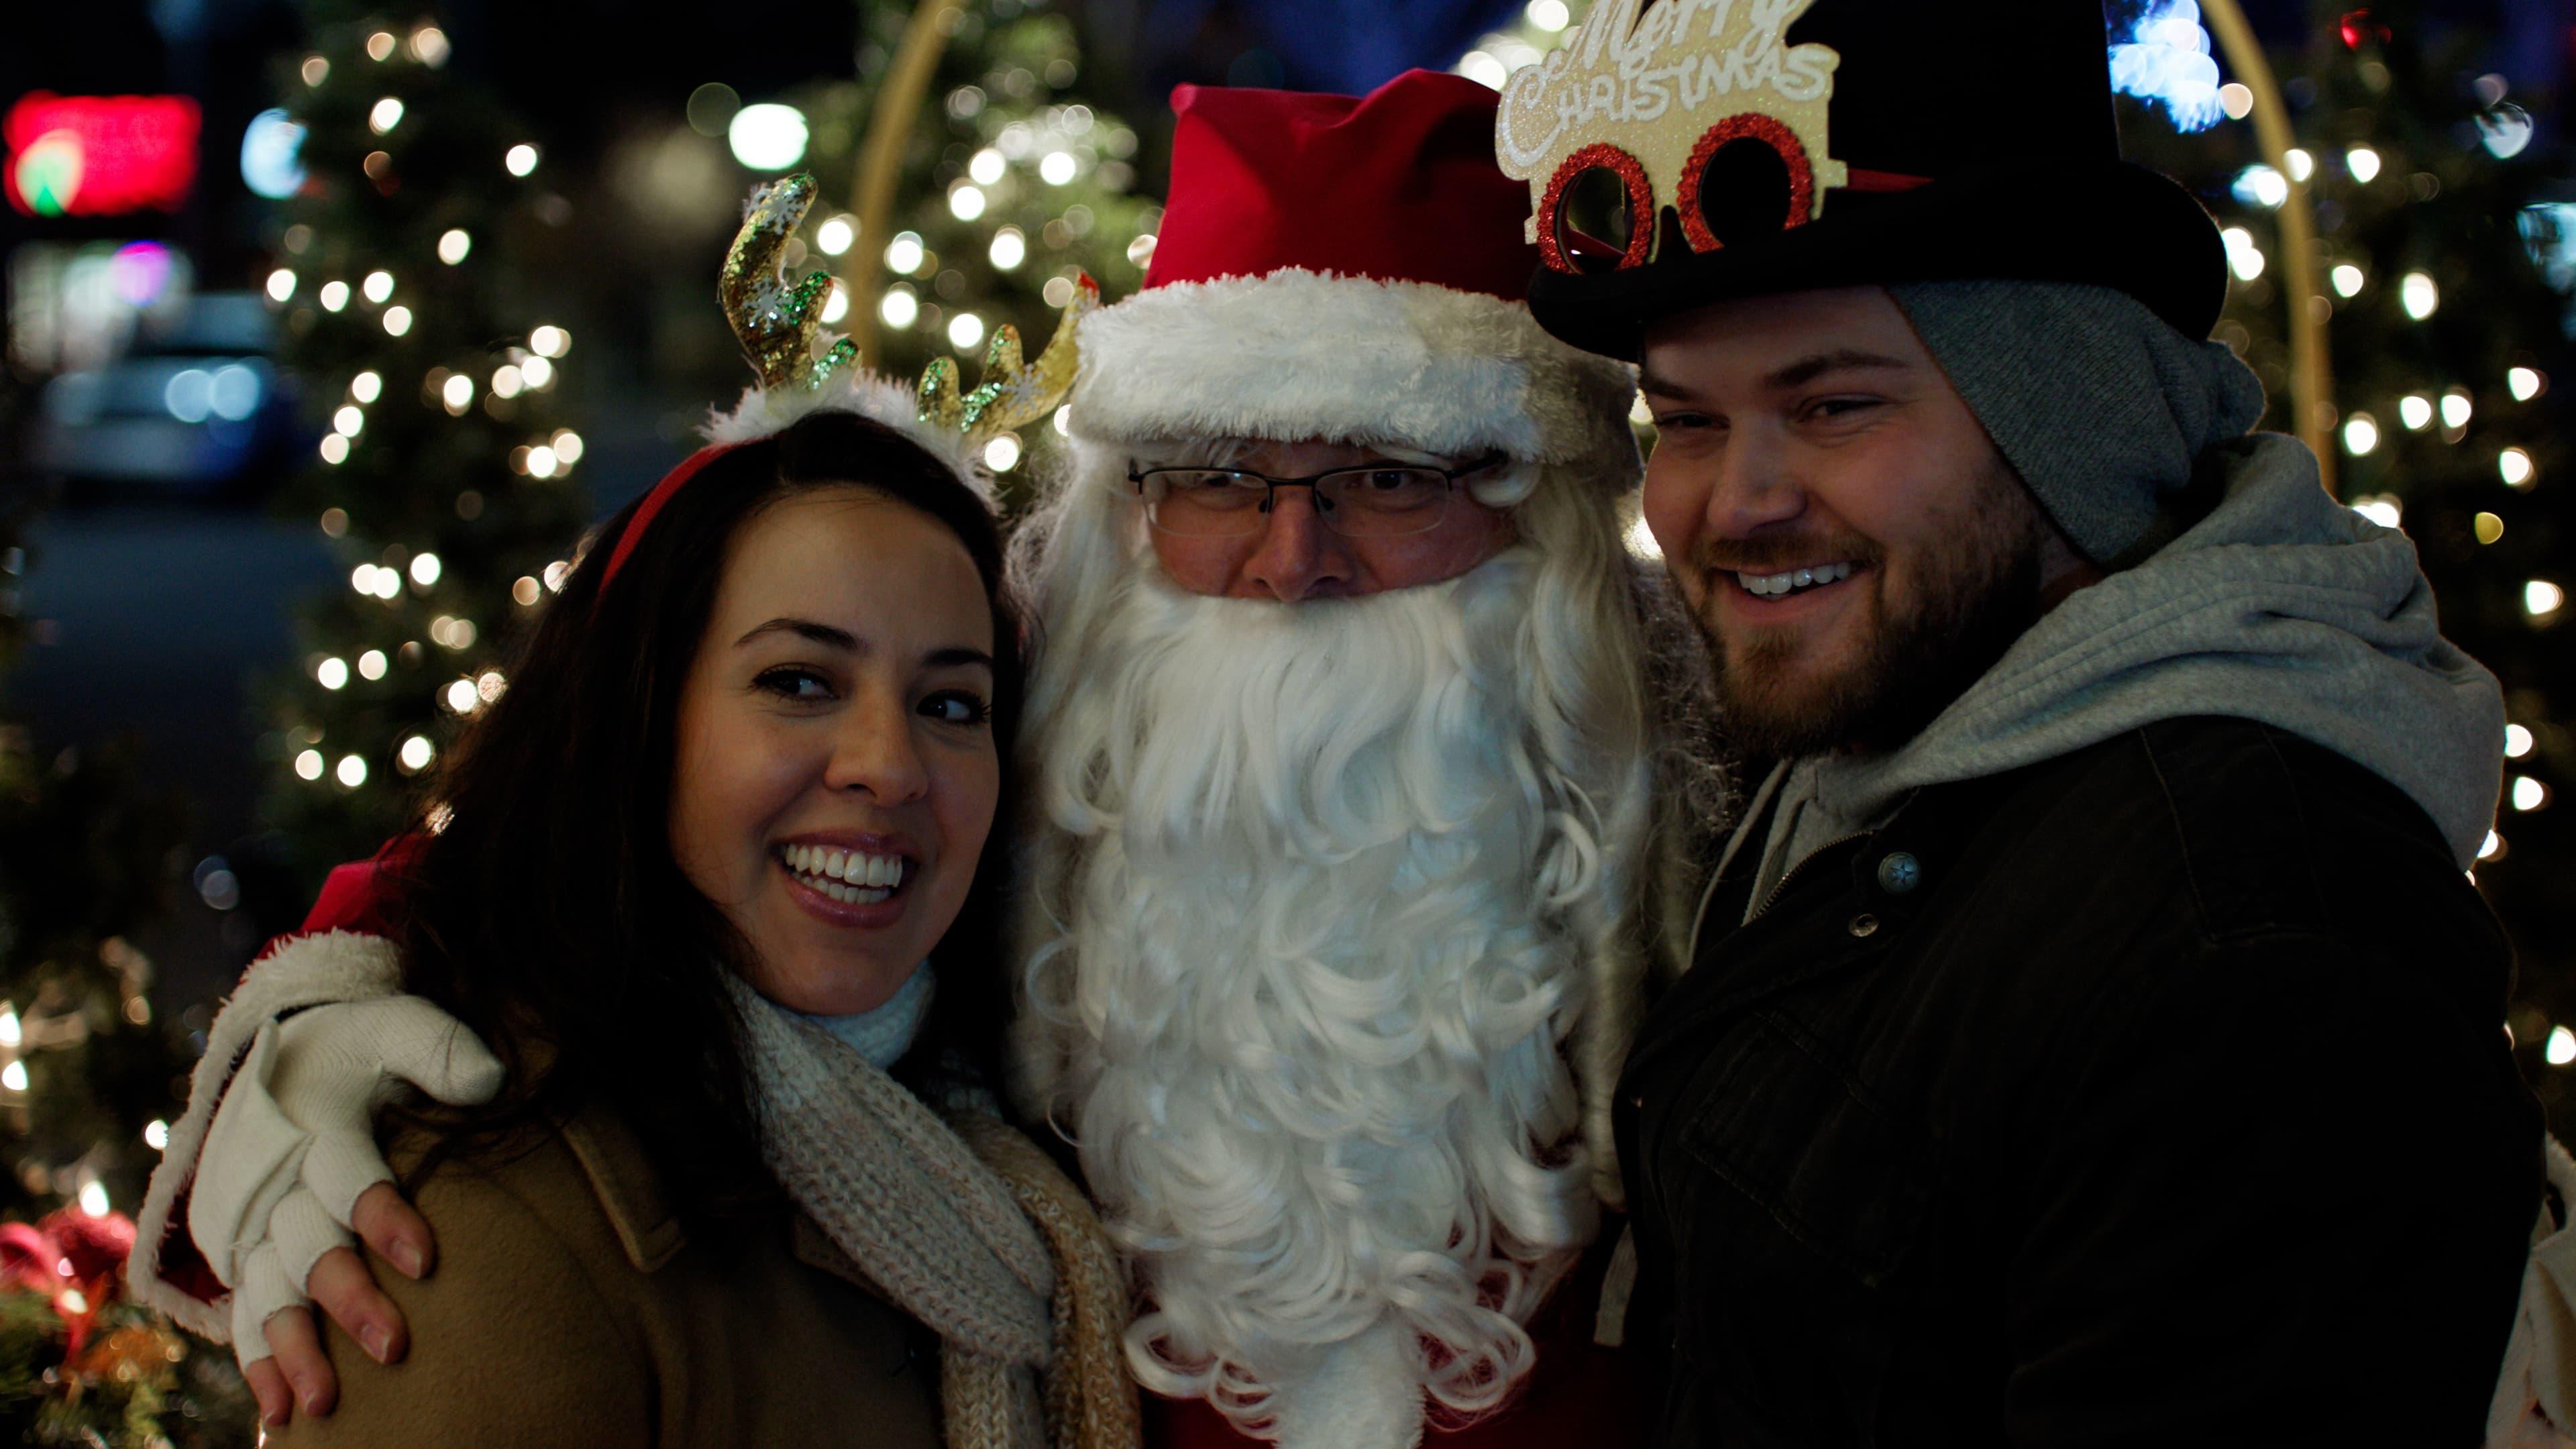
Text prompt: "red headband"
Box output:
[[594, 441, 748, 596]]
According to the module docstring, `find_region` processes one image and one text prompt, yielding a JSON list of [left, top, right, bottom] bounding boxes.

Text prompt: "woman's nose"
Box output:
[[824, 694, 930, 803]]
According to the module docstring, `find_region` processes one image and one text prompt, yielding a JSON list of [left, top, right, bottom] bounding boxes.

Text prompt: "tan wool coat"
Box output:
[[274, 1108, 945, 1448]]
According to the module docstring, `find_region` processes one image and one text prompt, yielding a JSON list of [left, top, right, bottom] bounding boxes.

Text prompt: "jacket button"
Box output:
[[1848, 913, 1881, 938], [1876, 851, 1921, 895]]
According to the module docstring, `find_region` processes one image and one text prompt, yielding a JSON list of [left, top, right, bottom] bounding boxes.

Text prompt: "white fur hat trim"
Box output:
[[1067, 269, 1636, 472]]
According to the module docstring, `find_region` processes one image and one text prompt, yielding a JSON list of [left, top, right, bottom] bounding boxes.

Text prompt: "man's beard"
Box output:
[[1016, 551, 1601, 1446], [1693, 464, 2047, 761]]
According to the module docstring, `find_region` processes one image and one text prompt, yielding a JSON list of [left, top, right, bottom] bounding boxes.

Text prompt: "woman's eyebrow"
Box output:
[[735, 617, 856, 649], [924, 645, 995, 671]]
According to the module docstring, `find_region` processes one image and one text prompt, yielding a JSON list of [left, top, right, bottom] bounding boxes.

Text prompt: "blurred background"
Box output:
[[0, 0, 2569, 1438]]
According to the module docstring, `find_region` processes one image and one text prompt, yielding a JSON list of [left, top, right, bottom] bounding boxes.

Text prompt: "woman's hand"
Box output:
[[241, 1182, 439, 1425]]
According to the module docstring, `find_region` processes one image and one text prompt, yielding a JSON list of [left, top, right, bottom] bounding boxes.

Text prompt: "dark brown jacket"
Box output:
[[278, 1108, 943, 1448]]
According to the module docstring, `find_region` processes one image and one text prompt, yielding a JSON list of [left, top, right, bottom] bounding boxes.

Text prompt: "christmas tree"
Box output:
[[2118, 1, 2575, 1122], [743, 0, 1156, 507], [254, 8, 592, 881]]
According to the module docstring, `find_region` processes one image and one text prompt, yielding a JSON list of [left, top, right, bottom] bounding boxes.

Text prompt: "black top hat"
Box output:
[[1505, 0, 2229, 359]]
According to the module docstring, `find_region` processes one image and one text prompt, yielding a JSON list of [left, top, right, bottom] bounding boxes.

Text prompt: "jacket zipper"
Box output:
[[1745, 830, 1873, 924]]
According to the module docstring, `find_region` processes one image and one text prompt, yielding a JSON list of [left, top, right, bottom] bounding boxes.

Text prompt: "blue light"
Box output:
[[2108, 1, 2222, 133], [210, 364, 262, 421], [239, 108, 307, 200], [164, 368, 214, 423]]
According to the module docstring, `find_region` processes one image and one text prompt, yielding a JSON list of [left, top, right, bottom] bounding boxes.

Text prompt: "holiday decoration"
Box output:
[[1497, 0, 1847, 268], [254, 5, 592, 881], [0, 1204, 249, 1447], [2117, 1, 2573, 1129]]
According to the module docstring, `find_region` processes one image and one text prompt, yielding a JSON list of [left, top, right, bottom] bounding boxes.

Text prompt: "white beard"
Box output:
[[1017, 553, 1607, 1447]]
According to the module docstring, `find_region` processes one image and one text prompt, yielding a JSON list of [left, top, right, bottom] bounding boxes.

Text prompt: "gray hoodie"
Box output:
[[1733, 432, 2508, 920]]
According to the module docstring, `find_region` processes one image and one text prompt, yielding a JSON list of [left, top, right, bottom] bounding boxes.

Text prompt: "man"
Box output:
[[1498, 0, 2540, 1443], [1000, 70, 1708, 1447], [133, 72, 1709, 1448]]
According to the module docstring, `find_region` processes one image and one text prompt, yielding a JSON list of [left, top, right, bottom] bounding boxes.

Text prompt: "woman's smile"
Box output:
[[775, 833, 923, 927]]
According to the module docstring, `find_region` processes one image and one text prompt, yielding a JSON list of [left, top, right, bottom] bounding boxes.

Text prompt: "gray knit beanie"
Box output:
[[1886, 280, 2268, 564]]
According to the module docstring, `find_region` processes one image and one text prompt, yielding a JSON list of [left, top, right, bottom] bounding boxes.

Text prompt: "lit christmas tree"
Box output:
[[255, 7, 591, 881], [2117, 1, 2575, 1120], [749, 0, 1157, 504]]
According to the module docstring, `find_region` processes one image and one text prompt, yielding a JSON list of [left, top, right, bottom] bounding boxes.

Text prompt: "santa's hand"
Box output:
[[189, 998, 500, 1387]]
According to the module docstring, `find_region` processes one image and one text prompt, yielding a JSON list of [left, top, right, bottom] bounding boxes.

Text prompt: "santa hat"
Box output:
[[1068, 69, 1637, 476]]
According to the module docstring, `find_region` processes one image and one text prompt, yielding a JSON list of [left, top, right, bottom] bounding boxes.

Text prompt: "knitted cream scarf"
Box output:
[[727, 974, 1138, 1449]]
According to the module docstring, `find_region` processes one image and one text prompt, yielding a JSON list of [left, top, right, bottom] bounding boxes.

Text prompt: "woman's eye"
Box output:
[[756, 667, 835, 701], [920, 690, 992, 726]]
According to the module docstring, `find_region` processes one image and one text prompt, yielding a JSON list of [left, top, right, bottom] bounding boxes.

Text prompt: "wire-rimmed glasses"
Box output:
[[1124, 452, 1505, 538]]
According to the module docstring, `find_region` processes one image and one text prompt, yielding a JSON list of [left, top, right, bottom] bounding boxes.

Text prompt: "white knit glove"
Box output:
[[188, 998, 502, 1366]]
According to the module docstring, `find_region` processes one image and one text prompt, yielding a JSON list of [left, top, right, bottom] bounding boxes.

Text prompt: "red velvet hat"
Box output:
[[1069, 69, 1635, 474]]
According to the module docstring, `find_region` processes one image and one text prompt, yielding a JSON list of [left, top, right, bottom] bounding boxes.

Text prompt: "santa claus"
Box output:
[[131, 69, 1708, 1449]]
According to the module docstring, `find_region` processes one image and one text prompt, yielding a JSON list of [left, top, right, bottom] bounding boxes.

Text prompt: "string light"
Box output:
[[2500, 447, 2535, 488], [398, 736, 435, 773], [319, 280, 350, 312], [2526, 580, 2565, 618], [369, 98, 405, 135], [1039, 151, 1077, 185], [366, 30, 396, 60], [885, 232, 925, 274], [2330, 264, 2364, 297], [2512, 776, 2549, 812], [445, 679, 480, 713], [529, 325, 570, 358], [881, 284, 919, 329], [2477, 512, 2506, 545], [2508, 724, 2535, 759], [2549, 1026, 2575, 1066], [2345, 146, 2381, 182], [505, 143, 540, 176], [949, 312, 985, 349], [410, 553, 442, 586], [319, 435, 350, 464], [816, 214, 856, 255], [317, 657, 350, 690], [984, 434, 1022, 471], [358, 649, 388, 680], [383, 305, 413, 336], [2220, 227, 2265, 281], [2341, 413, 2379, 455], [520, 355, 554, 388], [2510, 367, 2544, 401], [2442, 390, 2473, 429], [266, 268, 297, 302], [2400, 272, 2438, 319], [2398, 394, 2432, 430], [438, 228, 472, 264], [336, 755, 368, 788], [351, 370, 382, 403], [990, 227, 1026, 270], [296, 749, 325, 781], [969, 148, 1007, 185], [441, 374, 474, 413]]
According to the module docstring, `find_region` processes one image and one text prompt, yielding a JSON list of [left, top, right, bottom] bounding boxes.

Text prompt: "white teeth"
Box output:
[[780, 845, 907, 900], [1737, 561, 1855, 596]]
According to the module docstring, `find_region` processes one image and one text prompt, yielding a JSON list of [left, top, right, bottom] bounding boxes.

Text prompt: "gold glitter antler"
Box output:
[[917, 272, 1099, 443], [720, 172, 859, 392]]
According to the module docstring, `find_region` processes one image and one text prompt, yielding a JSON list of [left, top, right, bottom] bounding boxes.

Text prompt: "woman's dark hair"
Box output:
[[388, 409, 1026, 1219]]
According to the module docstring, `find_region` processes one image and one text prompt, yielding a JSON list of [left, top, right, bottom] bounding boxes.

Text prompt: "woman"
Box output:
[[142, 399, 1134, 1448]]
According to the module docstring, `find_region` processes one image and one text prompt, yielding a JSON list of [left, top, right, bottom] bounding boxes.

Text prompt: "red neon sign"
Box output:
[[4, 93, 201, 217]]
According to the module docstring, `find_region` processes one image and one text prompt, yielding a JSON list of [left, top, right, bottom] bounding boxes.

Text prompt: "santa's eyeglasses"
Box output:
[[1124, 453, 1504, 539]]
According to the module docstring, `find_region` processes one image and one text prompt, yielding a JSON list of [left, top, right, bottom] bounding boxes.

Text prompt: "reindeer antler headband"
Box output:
[[598, 173, 1095, 592]]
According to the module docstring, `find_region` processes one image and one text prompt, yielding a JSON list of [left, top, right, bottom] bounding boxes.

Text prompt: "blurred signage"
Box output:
[[4, 93, 203, 217]]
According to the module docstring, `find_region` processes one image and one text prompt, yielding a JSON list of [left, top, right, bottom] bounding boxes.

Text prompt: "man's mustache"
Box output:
[[1685, 535, 1884, 576]]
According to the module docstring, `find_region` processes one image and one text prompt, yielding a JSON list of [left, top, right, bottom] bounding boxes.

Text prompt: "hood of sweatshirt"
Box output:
[[1740, 433, 2505, 894]]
